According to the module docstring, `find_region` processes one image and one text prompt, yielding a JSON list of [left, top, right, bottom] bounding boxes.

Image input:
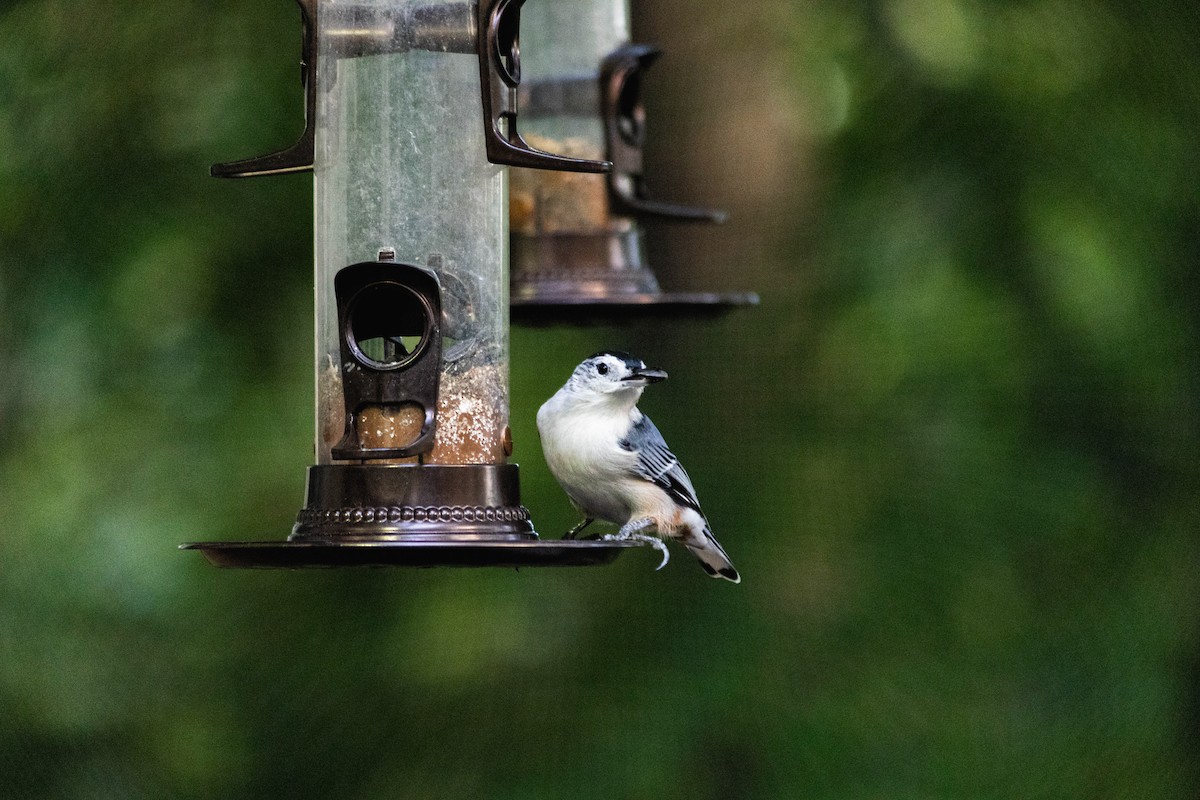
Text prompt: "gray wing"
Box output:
[[619, 414, 703, 513]]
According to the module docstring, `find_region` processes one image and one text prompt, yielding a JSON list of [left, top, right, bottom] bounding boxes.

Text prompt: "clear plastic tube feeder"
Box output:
[[185, 0, 635, 568]]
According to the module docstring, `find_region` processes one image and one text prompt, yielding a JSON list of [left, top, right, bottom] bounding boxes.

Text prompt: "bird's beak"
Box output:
[[624, 366, 668, 384]]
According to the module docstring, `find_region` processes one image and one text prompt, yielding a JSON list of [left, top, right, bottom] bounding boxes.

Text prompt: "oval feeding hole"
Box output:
[[348, 282, 429, 369]]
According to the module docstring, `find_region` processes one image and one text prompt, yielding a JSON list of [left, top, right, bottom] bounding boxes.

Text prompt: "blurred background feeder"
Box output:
[[184, 0, 635, 568], [509, 0, 758, 323]]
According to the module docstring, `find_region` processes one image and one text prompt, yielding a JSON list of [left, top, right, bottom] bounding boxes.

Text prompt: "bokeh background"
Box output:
[[2, 0, 1199, 797]]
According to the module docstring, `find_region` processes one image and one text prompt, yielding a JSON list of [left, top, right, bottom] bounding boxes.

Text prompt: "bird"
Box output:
[[536, 351, 740, 583]]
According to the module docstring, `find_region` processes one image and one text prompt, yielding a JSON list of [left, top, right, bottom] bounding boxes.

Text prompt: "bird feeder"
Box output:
[[508, 0, 758, 322], [184, 0, 636, 568]]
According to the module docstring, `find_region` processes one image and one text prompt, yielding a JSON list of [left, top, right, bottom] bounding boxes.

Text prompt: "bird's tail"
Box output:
[[687, 525, 740, 583]]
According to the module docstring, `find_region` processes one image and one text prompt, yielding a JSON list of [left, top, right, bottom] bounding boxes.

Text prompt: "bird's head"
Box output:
[[565, 351, 668, 398]]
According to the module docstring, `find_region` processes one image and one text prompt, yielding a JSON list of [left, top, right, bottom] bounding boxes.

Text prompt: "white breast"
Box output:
[[537, 394, 641, 524]]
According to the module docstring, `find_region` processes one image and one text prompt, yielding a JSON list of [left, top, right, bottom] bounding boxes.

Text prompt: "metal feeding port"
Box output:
[[183, 0, 641, 569], [508, 7, 758, 324]]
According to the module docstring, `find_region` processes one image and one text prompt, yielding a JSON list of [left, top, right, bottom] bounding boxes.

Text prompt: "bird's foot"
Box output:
[[616, 517, 656, 538], [603, 519, 670, 571], [563, 517, 595, 540]]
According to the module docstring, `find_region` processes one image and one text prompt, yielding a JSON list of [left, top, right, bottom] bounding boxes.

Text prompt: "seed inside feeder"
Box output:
[[510, 134, 618, 235], [427, 362, 508, 465], [356, 402, 424, 465]]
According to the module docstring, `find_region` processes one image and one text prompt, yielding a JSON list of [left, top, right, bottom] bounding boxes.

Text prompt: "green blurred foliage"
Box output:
[[1, 0, 1198, 797]]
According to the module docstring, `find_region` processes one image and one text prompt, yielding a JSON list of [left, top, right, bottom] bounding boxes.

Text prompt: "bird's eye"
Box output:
[[596, 363, 609, 376]]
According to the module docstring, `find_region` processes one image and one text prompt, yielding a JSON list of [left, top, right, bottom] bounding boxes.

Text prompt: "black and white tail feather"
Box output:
[[688, 525, 740, 583]]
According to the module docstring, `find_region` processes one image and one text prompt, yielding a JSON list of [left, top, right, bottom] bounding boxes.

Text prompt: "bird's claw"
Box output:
[[646, 537, 670, 570], [602, 531, 670, 571], [563, 517, 595, 540]]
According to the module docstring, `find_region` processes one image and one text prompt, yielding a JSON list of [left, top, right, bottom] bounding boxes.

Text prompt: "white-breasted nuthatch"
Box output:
[[536, 351, 740, 583]]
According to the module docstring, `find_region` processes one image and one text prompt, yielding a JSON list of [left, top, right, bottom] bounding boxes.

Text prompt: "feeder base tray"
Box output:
[[180, 539, 640, 569]]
